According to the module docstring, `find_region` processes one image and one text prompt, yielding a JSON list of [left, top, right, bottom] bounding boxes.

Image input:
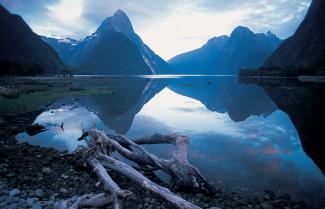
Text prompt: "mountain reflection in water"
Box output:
[[16, 76, 325, 203]]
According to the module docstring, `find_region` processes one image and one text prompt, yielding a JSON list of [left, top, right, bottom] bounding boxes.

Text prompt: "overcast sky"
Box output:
[[0, 0, 312, 59]]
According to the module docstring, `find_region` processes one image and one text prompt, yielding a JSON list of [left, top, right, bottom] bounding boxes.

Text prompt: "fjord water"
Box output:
[[15, 76, 325, 203]]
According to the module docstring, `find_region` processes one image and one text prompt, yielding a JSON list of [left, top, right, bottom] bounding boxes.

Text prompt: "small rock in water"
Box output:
[[41, 167, 51, 174], [9, 189, 20, 197], [35, 189, 44, 198], [208, 207, 222, 209]]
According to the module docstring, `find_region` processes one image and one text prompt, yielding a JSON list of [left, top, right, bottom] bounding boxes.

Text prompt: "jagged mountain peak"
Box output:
[[97, 9, 134, 36], [266, 31, 276, 37], [113, 9, 128, 17]]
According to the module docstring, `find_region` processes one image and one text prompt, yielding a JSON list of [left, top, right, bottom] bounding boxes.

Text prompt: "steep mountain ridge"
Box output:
[[264, 0, 325, 72], [169, 26, 281, 74], [0, 5, 65, 76], [43, 10, 173, 75]]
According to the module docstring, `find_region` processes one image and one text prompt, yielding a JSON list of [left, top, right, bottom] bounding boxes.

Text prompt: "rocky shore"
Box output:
[[0, 111, 323, 209]]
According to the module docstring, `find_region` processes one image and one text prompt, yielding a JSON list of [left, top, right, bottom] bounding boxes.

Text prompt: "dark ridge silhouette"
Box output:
[[264, 0, 325, 71], [240, 0, 325, 77], [0, 5, 66, 76]]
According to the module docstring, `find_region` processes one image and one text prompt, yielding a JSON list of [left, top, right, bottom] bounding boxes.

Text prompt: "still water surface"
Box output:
[[15, 76, 325, 203]]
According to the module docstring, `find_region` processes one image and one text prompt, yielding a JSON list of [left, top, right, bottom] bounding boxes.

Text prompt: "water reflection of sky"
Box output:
[[17, 104, 110, 151], [16, 77, 325, 203], [126, 88, 325, 202]]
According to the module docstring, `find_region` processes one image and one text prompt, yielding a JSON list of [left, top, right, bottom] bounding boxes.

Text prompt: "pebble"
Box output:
[[7, 196, 19, 204], [275, 191, 290, 200], [35, 189, 44, 198], [46, 200, 54, 206], [27, 197, 35, 207], [9, 188, 20, 197], [0, 202, 7, 207], [195, 193, 204, 199], [31, 204, 42, 209], [41, 167, 52, 174], [60, 174, 69, 179], [261, 202, 273, 209], [59, 188, 68, 194], [6, 203, 18, 209]]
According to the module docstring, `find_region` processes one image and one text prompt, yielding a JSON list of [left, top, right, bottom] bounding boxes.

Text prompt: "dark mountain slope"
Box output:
[[218, 27, 281, 75], [264, 0, 325, 72], [75, 30, 152, 75], [0, 5, 65, 76]]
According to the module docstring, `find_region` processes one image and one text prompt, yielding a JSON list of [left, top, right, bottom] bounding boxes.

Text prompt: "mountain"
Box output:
[[40, 37, 79, 65], [169, 36, 229, 74], [0, 5, 65, 76], [169, 26, 281, 75], [264, 0, 325, 73], [43, 10, 173, 75]]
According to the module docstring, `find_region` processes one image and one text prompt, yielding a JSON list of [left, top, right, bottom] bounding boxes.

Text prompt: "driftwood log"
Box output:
[[54, 126, 215, 209]]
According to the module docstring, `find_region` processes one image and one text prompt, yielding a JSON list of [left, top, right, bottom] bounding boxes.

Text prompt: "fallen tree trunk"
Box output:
[[55, 126, 215, 208], [87, 158, 132, 209], [99, 153, 200, 209], [109, 134, 215, 194], [54, 193, 113, 209]]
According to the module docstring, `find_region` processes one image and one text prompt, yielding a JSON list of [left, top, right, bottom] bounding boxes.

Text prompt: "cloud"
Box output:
[[0, 0, 58, 16], [34, 0, 93, 38], [0, 0, 312, 58], [81, 0, 175, 28]]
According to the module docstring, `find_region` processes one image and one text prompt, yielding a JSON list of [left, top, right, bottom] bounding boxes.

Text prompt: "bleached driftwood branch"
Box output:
[[55, 126, 215, 209]]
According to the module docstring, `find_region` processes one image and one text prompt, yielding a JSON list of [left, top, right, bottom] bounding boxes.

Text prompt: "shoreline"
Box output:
[[0, 112, 323, 209]]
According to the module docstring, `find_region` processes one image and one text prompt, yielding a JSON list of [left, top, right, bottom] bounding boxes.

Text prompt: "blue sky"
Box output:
[[0, 0, 312, 59]]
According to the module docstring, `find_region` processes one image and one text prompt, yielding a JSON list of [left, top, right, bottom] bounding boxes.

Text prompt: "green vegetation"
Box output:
[[0, 77, 113, 114]]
